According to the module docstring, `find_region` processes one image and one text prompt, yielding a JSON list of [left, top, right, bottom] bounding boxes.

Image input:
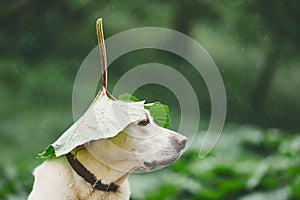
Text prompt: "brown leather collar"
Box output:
[[66, 153, 119, 192]]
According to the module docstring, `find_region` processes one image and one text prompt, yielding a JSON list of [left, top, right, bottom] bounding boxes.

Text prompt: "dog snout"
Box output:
[[171, 135, 187, 150]]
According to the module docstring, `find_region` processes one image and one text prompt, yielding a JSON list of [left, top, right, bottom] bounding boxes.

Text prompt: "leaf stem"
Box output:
[[96, 18, 107, 90], [95, 18, 116, 100]]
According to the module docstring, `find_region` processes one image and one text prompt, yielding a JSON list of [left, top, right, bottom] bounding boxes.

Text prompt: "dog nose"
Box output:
[[171, 135, 187, 150], [177, 137, 187, 145]]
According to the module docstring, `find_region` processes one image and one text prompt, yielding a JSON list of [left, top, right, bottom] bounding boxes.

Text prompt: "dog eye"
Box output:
[[138, 117, 150, 126]]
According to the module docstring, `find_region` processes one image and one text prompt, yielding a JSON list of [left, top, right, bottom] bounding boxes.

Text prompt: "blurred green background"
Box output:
[[0, 0, 300, 199]]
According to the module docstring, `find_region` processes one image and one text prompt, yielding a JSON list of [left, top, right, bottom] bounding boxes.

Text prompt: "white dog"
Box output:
[[28, 110, 187, 200]]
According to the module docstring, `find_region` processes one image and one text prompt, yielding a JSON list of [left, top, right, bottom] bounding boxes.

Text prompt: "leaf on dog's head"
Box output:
[[118, 94, 171, 128], [38, 91, 171, 159], [38, 90, 145, 158]]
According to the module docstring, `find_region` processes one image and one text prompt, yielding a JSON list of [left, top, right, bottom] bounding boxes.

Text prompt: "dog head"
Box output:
[[85, 109, 187, 172]]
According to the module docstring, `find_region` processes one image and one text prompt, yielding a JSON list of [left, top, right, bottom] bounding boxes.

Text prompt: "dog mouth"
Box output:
[[142, 153, 181, 170], [141, 137, 187, 170]]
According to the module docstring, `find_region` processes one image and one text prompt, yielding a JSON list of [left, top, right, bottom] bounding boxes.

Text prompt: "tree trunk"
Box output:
[[250, 42, 282, 117]]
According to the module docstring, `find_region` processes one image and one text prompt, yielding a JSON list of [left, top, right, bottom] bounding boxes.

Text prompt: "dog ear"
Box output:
[[74, 145, 86, 158]]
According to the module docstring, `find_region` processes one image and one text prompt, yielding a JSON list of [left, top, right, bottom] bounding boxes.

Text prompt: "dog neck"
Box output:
[[69, 149, 130, 190]]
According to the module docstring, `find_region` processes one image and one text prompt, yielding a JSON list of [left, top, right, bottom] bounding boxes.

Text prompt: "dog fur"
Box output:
[[28, 111, 187, 200]]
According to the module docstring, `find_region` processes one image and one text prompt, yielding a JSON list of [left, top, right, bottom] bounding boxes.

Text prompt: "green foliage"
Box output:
[[129, 125, 300, 200], [1, 125, 300, 199]]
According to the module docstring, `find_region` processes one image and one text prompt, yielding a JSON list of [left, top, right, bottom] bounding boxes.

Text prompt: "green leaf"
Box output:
[[37, 145, 55, 159], [118, 94, 171, 128], [118, 93, 140, 102], [145, 102, 170, 128]]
